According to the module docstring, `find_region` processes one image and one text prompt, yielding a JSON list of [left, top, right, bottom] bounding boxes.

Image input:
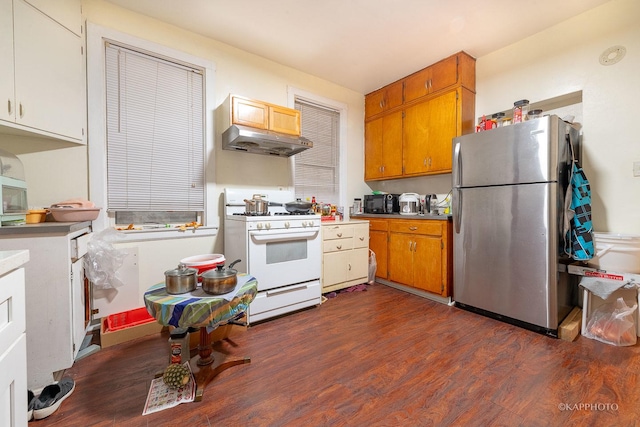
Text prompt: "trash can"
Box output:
[[588, 232, 640, 274]]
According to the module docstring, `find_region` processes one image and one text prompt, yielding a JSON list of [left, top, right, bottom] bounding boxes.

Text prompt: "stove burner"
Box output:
[[233, 212, 271, 216]]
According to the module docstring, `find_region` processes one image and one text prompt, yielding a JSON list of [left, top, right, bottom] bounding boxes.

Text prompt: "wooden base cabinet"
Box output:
[[366, 218, 389, 280], [322, 222, 369, 293], [388, 220, 452, 297]]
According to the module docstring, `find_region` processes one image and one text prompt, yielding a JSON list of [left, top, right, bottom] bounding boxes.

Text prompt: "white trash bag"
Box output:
[[368, 249, 377, 285], [84, 228, 128, 289]]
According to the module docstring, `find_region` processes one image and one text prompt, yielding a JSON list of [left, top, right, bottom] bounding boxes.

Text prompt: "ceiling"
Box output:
[[105, 0, 612, 94]]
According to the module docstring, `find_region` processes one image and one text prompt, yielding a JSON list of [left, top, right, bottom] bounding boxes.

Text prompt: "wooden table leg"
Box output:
[[190, 327, 250, 402]]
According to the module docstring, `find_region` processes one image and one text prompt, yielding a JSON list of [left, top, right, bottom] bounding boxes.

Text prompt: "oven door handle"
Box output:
[[249, 228, 320, 242]]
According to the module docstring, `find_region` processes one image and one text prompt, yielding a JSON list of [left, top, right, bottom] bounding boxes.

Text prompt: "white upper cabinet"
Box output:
[[0, 0, 85, 143]]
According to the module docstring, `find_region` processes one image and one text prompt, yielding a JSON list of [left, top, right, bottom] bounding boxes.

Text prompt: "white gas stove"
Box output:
[[224, 188, 322, 323]]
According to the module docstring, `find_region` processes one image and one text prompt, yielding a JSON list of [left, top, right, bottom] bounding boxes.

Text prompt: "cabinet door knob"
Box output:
[[348, 263, 352, 271], [413, 241, 417, 252]]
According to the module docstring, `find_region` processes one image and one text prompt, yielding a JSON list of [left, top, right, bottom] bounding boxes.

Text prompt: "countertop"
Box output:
[[0, 221, 92, 236], [321, 219, 370, 225], [0, 250, 30, 276], [351, 213, 452, 221]]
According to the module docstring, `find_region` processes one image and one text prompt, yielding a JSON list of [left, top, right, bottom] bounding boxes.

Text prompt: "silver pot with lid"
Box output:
[[201, 259, 241, 295], [164, 263, 198, 294], [243, 194, 269, 215]]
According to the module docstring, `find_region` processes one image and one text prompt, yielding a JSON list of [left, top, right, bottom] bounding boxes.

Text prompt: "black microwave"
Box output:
[[364, 194, 400, 214]]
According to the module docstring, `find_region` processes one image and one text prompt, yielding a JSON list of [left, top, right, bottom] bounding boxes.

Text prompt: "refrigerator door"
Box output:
[[453, 182, 559, 329], [453, 115, 567, 188]]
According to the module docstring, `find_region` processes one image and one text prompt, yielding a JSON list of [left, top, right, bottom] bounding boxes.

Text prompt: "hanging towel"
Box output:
[[564, 129, 594, 260]]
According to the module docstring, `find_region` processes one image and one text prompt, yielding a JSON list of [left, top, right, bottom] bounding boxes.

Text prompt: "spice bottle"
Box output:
[[513, 99, 529, 123], [169, 327, 190, 364]]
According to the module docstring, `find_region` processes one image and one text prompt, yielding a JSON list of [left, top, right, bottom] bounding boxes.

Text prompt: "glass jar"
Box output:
[[353, 198, 362, 214], [527, 109, 543, 120], [513, 99, 530, 123], [492, 112, 506, 127]]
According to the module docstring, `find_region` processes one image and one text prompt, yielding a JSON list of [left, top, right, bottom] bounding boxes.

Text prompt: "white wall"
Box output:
[[476, 0, 640, 234], [81, 0, 369, 238]]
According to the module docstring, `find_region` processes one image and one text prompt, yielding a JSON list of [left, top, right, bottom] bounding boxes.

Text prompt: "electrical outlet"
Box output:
[[634, 161, 640, 177]]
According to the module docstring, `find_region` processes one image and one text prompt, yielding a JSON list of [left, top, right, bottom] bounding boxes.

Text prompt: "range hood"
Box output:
[[221, 124, 313, 157]]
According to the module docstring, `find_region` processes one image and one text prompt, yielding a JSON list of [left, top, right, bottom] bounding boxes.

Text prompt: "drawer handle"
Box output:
[[348, 263, 352, 271], [267, 284, 308, 296], [337, 233, 342, 237], [409, 226, 418, 231], [7, 99, 11, 115], [336, 245, 342, 250], [359, 236, 365, 241]]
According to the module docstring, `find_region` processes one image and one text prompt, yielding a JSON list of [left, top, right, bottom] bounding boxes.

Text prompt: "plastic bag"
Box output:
[[368, 249, 377, 285], [584, 297, 637, 346], [84, 228, 128, 289]]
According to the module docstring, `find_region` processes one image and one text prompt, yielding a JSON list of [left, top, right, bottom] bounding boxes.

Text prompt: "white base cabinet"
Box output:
[[321, 221, 370, 293], [0, 251, 29, 427], [0, 226, 91, 390]]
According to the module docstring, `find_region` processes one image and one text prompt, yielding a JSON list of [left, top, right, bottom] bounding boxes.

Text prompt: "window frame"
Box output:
[[86, 23, 217, 239], [287, 87, 348, 209]]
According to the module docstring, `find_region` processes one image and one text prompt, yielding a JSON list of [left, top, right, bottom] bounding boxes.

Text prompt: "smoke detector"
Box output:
[[599, 45, 626, 66]]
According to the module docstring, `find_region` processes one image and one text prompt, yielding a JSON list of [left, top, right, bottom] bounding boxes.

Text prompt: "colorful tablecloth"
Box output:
[[144, 274, 257, 328]]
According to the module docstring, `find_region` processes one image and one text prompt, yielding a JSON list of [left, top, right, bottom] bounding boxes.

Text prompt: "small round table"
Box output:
[[144, 274, 257, 401]]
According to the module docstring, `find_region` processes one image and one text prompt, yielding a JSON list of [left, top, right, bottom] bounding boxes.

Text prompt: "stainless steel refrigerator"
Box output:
[[452, 115, 580, 336]]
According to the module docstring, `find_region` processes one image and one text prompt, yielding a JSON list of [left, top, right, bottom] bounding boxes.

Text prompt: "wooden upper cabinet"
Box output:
[[269, 105, 301, 136], [231, 95, 300, 136], [404, 54, 458, 103], [365, 110, 403, 180], [403, 89, 459, 175], [365, 81, 403, 120], [232, 96, 269, 129], [363, 51, 475, 181]]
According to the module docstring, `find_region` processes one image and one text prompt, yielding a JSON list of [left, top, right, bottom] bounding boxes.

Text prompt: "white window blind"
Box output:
[[294, 100, 340, 204], [105, 42, 205, 212]]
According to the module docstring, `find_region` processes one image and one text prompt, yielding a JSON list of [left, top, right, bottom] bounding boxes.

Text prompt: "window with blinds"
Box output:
[[293, 100, 340, 204], [104, 42, 205, 225]]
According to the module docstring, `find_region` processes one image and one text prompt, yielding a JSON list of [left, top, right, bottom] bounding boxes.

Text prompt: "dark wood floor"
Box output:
[[36, 283, 639, 427]]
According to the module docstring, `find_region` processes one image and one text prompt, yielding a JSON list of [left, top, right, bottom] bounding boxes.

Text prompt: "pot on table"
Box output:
[[164, 264, 199, 294], [244, 194, 269, 215], [201, 259, 242, 295]]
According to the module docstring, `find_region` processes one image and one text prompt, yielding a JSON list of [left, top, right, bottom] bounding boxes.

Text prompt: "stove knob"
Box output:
[[285, 221, 290, 228], [257, 223, 263, 230], [265, 223, 271, 230]]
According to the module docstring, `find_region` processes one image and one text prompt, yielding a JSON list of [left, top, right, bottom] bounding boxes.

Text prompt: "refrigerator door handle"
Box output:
[[453, 142, 462, 188], [453, 188, 462, 234]]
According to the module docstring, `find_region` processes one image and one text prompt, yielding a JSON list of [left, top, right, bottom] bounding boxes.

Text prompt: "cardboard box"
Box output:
[[100, 316, 164, 348]]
